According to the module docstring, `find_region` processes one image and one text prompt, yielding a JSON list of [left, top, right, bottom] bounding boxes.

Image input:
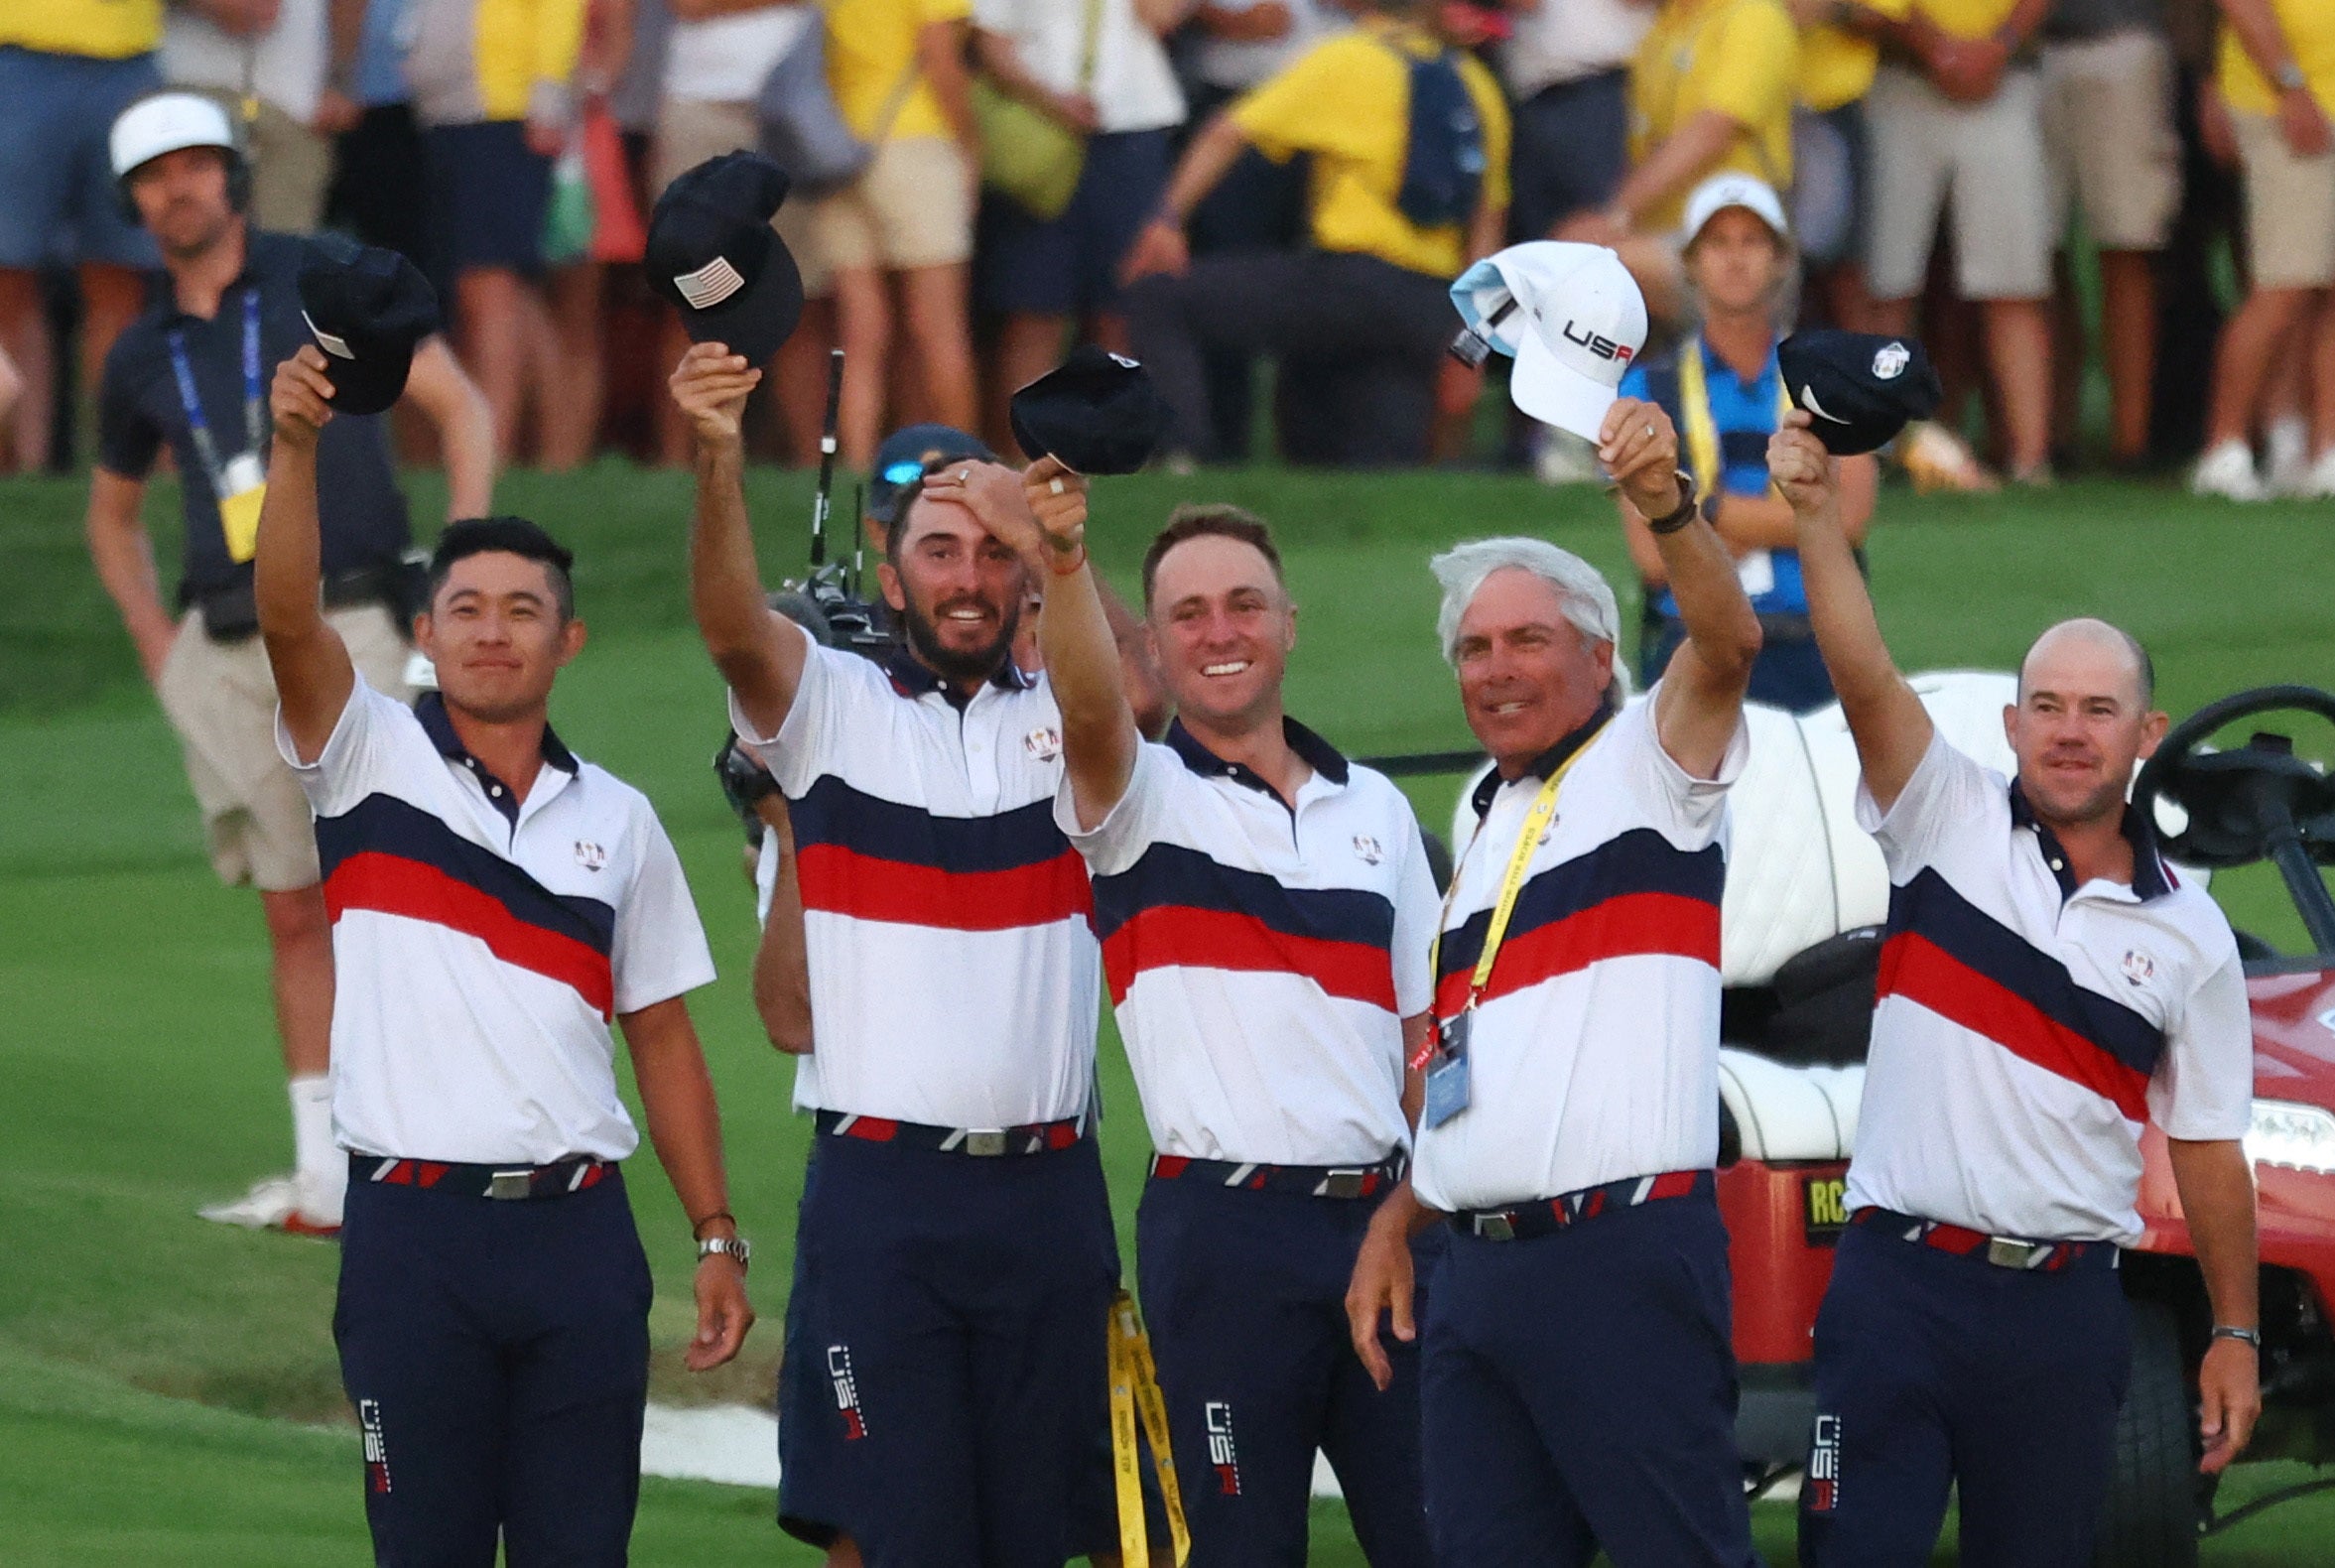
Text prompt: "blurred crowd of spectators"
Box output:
[[2, 0, 2331, 496]]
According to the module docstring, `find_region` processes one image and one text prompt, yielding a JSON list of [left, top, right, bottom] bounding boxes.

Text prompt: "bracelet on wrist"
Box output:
[[1645, 470, 1701, 535], [1049, 542, 1090, 577], [2212, 1324, 2262, 1349]]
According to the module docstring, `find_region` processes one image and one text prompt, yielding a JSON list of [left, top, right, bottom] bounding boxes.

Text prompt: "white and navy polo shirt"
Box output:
[[1845, 731, 2253, 1245], [1411, 693, 1746, 1215], [1062, 719, 1439, 1167], [280, 681, 716, 1166], [732, 627, 1100, 1128]]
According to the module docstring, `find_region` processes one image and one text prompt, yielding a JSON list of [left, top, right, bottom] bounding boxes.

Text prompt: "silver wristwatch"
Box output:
[[699, 1235, 752, 1272]]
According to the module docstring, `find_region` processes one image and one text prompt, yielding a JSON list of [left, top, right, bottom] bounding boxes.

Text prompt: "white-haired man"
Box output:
[[1772, 412, 2259, 1563], [1347, 399, 1764, 1564]]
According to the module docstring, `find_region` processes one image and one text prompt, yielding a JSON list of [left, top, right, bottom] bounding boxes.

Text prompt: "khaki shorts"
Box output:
[[2233, 109, 2335, 291], [653, 95, 833, 298], [1866, 65, 2053, 301], [195, 90, 333, 235], [809, 134, 973, 275], [2039, 30, 2180, 252], [157, 603, 411, 891]]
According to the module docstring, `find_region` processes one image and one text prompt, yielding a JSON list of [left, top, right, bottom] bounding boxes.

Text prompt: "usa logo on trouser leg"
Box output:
[[1806, 1412, 1841, 1512], [1204, 1400, 1241, 1497], [827, 1346, 867, 1440], [358, 1398, 392, 1495]]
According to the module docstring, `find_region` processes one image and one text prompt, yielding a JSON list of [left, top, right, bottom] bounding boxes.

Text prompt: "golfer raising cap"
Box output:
[[89, 90, 494, 1237], [255, 342, 752, 1564], [670, 341, 1123, 1562], [1349, 256, 1769, 1557], [1771, 415, 2259, 1563], [932, 445, 1443, 1559]]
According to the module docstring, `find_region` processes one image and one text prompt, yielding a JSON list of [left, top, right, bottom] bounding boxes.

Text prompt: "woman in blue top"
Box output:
[[1615, 173, 1878, 713]]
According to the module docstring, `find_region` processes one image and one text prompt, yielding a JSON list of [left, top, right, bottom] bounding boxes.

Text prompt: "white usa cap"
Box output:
[[1451, 241, 1647, 440], [1681, 172, 1789, 247], [110, 92, 237, 181]]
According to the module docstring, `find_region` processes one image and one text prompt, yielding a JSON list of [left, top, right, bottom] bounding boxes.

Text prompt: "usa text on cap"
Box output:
[[646, 152, 806, 365], [1451, 242, 1647, 441]]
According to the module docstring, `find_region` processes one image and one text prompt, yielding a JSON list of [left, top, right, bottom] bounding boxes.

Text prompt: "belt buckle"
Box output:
[[1986, 1237, 2041, 1269], [1475, 1213, 1516, 1241], [963, 1130, 1007, 1158], [487, 1169, 534, 1201], [1322, 1169, 1366, 1200]]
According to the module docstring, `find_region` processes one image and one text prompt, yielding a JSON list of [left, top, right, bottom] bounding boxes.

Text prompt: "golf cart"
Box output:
[[1407, 676, 2335, 1562]]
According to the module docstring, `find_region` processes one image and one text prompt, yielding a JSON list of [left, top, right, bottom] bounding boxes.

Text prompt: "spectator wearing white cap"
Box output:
[[2037, 0, 2180, 469], [1350, 242, 1765, 1559], [1853, 0, 2058, 483], [1615, 176, 1878, 712], [2193, 0, 2335, 499]]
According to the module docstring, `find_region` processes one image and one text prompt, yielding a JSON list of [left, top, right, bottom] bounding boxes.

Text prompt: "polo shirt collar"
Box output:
[[2008, 780, 2172, 903], [1166, 716, 1350, 795], [1472, 696, 1617, 819], [417, 691, 578, 824], [1697, 330, 1779, 394], [881, 645, 1033, 706]]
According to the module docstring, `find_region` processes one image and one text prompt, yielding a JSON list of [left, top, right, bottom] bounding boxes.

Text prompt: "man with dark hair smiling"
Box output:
[[256, 342, 753, 1566], [671, 341, 1118, 1564], [933, 475, 1440, 1563], [1772, 411, 2260, 1564]]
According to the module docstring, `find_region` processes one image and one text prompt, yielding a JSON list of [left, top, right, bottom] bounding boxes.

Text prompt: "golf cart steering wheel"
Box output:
[[2133, 686, 2335, 869]]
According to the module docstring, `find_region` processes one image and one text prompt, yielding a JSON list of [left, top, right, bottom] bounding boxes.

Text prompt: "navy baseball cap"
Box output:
[[1008, 344, 1170, 475], [296, 233, 439, 417], [646, 152, 805, 364], [1777, 330, 1943, 456], [869, 423, 994, 526]]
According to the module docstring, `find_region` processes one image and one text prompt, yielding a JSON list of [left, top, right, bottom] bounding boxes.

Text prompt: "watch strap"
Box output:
[[1645, 470, 1701, 535]]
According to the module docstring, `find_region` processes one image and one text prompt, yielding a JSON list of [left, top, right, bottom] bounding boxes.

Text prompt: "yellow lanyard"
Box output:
[[1677, 335, 1792, 504], [1109, 1289, 1190, 1565], [1428, 719, 1610, 1027]]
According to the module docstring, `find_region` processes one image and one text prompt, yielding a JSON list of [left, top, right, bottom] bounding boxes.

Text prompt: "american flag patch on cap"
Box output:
[[672, 255, 746, 311]]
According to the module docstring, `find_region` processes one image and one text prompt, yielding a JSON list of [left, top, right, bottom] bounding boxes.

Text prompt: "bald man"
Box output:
[[1770, 412, 2261, 1567]]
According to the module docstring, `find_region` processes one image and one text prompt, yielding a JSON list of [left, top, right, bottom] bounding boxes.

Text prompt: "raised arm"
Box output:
[[1768, 411, 1932, 811], [670, 342, 810, 738], [400, 334, 497, 520], [923, 456, 1140, 828], [1601, 398, 1760, 778], [256, 346, 359, 762]]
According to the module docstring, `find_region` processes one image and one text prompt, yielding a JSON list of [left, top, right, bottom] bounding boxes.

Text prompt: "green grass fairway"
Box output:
[[5, 462, 2335, 1562]]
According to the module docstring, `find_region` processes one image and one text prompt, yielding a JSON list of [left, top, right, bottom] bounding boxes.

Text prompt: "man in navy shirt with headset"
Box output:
[[89, 90, 494, 1237], [255, 262, 752, 1564]]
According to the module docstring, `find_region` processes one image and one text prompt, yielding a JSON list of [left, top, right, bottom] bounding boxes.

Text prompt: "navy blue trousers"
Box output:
[[777, 1132, 1120, 1566], [1798, 1223, 2132, 1567], [334, 1168, 652, 1568], [1137, 1176, 1435, 1567], [1421, 1192, 1759, 1567]]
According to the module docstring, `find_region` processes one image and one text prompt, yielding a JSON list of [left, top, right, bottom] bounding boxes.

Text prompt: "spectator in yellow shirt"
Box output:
[[0, 0, 166, 471], [811, 0, 982, 469], [2193, 0, 2335, 499], [1851, 0, 2058, 482], [1556, 0, 1799, 324], [1121, 0, 1509, 465]]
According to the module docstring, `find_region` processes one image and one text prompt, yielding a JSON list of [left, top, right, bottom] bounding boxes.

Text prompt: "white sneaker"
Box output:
[[197, 1172, 341, 1235], [2304, 447, 2335, 500], [198, 1173, 302, 1229], [2267, 418, 2311, 496], [2191, 441, 2266, 501]]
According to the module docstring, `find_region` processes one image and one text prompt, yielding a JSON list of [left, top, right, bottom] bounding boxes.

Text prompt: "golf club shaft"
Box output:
[[811, 347, 844, 568]]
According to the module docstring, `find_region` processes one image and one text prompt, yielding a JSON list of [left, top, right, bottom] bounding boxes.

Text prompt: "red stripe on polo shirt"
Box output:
[[324, 850, 616, 1018], [1877, 931, 2151, 1122], [1433, 890, 1722, 1017], [795, 843, 1094, 931], [1099, 904, 1399, 1010]]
